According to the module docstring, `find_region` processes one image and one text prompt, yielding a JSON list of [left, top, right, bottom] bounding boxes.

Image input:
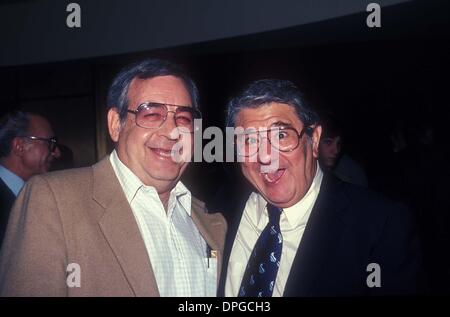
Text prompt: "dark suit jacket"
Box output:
[[218, 174, 423, 296], [0, 178, 15, 249]]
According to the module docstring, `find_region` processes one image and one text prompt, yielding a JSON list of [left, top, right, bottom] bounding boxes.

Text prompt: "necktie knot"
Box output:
[[267, 203, 282, 225]]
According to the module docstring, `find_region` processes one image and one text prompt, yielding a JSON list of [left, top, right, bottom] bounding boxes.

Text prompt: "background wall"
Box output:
[[0, 0, 411, 66]]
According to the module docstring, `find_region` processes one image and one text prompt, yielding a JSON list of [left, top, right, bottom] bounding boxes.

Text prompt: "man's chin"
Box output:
[[148, 166, 184, 182], [266, 197, 296, 209], [325, 159, 336, 168], [260, 187, 296, 207]]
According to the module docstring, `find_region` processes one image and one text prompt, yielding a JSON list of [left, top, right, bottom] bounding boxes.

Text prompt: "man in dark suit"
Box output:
[[0, 111, 61, 247], [219, 79, 423, 296]]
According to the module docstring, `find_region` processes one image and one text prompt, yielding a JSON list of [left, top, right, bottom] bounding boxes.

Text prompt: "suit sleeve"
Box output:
[[369, 203, 425, 295], [0, 175, 68, 296]]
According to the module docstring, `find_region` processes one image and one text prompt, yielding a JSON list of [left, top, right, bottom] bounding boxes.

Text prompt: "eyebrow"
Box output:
[[270, 121, 293, 128], [240, 121, 293, 134], [142, 101, 192, 108]]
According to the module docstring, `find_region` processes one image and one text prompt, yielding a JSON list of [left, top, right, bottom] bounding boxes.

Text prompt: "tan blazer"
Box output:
[[0, 157, 227, 296]]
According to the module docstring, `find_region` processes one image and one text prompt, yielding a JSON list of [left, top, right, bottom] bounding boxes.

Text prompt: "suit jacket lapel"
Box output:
[[284, 175, 350, 296], [92, 157, 159, 297], [217, 191, 251, 296]]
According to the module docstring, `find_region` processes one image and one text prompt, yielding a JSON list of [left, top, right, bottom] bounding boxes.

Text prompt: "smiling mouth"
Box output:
[[150, 147, 174, 158], [261, 168, 286, 184]]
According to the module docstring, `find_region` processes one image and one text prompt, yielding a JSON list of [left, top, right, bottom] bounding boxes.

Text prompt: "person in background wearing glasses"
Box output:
[[218, 79, 423, 297], [0, 59, 226, 296], [0, 111, 60, 248]]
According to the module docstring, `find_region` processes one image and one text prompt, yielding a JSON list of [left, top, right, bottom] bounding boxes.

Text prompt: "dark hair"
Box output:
[[0, 111, 31, 157], [106, 59, 199, 123], [226, 79, 320, 133]]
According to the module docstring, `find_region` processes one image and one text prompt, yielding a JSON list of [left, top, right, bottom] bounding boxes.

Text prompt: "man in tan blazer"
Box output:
[[0, 59, 226, 296]]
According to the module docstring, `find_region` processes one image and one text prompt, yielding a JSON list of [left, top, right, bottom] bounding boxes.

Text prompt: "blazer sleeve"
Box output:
[[0, 175, 68, 296]]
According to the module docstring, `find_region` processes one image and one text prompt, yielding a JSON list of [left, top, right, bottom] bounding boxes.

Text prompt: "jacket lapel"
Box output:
[[92, 157, 159, 296], [284, 175, 350, 296], [217, 191, 251, 296]]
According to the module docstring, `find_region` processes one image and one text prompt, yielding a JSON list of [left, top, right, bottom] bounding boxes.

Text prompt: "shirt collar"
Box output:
[[283, 165, 323, 227], [254, 164, 323, 229], [109, 150, 191, 216], [0, 164, 25, 196], [168, 180, 191, 217]]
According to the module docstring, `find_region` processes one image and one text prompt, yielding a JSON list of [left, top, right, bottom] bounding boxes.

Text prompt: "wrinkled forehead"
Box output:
[[235, 102, 303, 130]]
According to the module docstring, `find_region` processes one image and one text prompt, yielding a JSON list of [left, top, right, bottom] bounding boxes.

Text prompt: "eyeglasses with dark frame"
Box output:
[[21, 136, 58, 152], [126, 102, 202, 132], [235, 126, 312, 157]]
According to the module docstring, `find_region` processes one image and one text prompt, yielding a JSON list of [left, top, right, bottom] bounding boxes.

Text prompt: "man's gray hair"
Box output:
[[226, 79, 320, 132], [0, 111, 31, 158], [107, 59, 199, 123]]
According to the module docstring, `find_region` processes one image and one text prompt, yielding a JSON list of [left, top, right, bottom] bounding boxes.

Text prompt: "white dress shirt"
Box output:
[[0, 164, 24, 197], [110, 150, 215, 297], [225, 166, 323, 297]]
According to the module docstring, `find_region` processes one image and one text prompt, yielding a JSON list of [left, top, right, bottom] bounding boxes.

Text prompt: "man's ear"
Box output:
[[311, 125, 322, 159], [107, 108, 122, 142], [11, 137, 25, 157]]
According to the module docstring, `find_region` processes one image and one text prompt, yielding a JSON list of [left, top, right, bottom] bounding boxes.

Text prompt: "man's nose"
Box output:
[[331, 144, 338, 156], [158, 112, 180, 140], [257, 138, 273, 165]]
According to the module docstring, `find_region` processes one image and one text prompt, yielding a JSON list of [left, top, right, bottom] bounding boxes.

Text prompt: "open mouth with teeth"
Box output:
[[261, 168, 286, 184], [150, 147, 176, 159]]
